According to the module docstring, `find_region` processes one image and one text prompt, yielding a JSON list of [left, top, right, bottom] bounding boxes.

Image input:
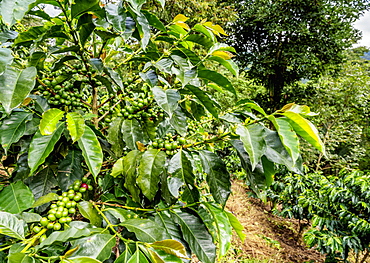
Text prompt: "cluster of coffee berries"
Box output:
[[120, 90, 164, 121], [32, 178, 93, 242], [35, 64, 111, 112], [150, 133, 187, 155]]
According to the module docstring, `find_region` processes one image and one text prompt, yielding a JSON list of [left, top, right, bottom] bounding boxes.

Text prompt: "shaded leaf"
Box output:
[[71, 0, 99, 18], [186, 85, 219, 118], [57, 149, 84, 191], [173, 210, 216, 263], [199, 150, 231, 206], [0, 111, 32, 154]]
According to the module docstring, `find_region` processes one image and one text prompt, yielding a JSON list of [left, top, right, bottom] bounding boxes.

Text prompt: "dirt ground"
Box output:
[[223, 180, 324, 263]]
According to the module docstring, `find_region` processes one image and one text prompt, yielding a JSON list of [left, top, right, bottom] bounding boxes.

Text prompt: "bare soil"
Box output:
[[223, 180, 324, 263]]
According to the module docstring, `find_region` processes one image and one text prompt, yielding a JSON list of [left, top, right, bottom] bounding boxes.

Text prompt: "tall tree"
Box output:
[[227, 0, 370, 110]]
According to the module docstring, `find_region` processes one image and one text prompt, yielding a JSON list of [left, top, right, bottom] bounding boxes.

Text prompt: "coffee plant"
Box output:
[[0, 0, 324, 262], [268, 170, 370, 262]]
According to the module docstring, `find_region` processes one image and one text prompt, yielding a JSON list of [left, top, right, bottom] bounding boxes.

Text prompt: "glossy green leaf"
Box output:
[[235, 124, 266, 170], [268, 116, 300, 164], [0, 66, 37, 114], [71, 234, 115, 262], [0, 181, 34, 213], [0, 212, 27, 240], [150, 239, 187, 259], [77, 125, 103, 179], [137, 149, 166, 200], [121, 119, 145, 150], [57, 149, 84, 191], [127, 0, 146, 12], [39, 108, 65, 135], [207, 56, 238, 77], [69, 257, 103, 263], [152, 87, 181, 118], [123, 150, 142, 202], [225, 210, 246, 242], [0, 0, 37, 26], [36, 222, 102, 250], [28, 122, 64, 175], [203, 203, 232, 257], [19, 212, 41, 223], [198, 69, 236, 95], [106, 3, 126, 32], [173, 210, 216, 263], [168, 149, 195, 199], [127, 249, 149, 263], [71, 0, 99, 19], [0, 48, 13, 75], [77, 201, 102, 227], [120, 219, 164, 243], [32, 192, 59, 208], [282, 111, 325, 153], [199, 150, 231, 206], [0, 111, 32, 154], [8, 253, 39, 263], [66, 112, 86, 143], [193, 24, 216, 43], [155, 211, 184, 243], [186, 85, 219, 118]]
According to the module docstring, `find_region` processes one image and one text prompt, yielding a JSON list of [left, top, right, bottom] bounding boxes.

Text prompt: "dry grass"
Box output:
[[219, 180, 324, 263]]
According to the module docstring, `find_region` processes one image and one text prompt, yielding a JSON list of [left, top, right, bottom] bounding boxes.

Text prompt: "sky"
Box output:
[[353, 11, 370, 47]]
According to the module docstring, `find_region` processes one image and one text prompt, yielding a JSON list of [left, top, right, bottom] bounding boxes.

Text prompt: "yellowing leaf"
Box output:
[[211, 50, 234, 60], [173, 14, 189, 23], [22, 97, 32, 106], [136, 141, 147, 152], [174, 21, 190, 31], [203, 22, 228, 36], [63, 245, 80, 258]]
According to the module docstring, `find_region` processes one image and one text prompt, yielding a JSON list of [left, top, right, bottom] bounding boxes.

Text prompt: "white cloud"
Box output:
[[353, 11, 370, 47]]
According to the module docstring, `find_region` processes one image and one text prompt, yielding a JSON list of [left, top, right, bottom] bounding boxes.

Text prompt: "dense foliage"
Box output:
[[269, 170, 370, 262], [227, 0, 370, 109], [0, 0, 324, 262]]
